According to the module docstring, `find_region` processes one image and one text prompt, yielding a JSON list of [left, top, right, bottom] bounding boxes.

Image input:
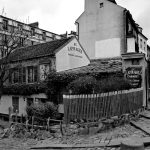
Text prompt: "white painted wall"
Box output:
[[56, 38, 90, 72], [95, 38, 121, 58], [76, 0, 125, 59], [138, 34, 147, 59], [127, 37, 135, 53], [0, 95, 26, 116], [0, 93, 47, 116]]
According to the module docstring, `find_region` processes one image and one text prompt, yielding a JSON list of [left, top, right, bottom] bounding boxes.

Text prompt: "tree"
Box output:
[[0, 22, 28, 97]]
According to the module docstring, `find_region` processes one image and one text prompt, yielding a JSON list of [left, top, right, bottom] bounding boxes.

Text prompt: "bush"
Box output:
[[67, 76, 98, 94], [67, 75, 131, 94], [98, 76, 131, 93], [26, 102, 61, 121]]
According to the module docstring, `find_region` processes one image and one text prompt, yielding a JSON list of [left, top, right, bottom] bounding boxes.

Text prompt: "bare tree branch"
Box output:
[[0, 22, 28, 97]]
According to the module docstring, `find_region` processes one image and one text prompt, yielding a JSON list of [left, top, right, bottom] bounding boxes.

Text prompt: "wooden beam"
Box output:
[[30, 137, 150, 149], [130, 121, 150, 136]]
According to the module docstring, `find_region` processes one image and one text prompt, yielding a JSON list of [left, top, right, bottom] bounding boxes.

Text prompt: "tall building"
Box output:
[[75, 0, 148, 59], [0, 15, 63, 49]]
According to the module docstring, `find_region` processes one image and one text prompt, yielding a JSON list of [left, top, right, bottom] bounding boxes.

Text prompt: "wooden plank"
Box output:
[[130, 121, 150, 136], [140, 113, 150, 119], [83, 95, 87, 119], [31, 137, 150, 149]]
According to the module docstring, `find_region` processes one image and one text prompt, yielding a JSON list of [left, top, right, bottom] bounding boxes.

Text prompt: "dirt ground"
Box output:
[[0, 138, 37, 150], [0, 115, 149, 150]]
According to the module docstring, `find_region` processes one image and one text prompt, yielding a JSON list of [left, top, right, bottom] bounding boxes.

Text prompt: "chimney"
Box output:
[[28, 22, 39, 28], [108, 0, 117, 4]]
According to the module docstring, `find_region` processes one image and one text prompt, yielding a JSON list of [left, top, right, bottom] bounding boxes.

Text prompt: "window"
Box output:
[[27, 98, 33, 106], [3, 19, 8, 30], [22, 67, 26, 83], [128, 21, 132, 34], [19, 37, 24, 46], [18, 24, 23, 31], [2, 34, 7, 45], [9, 66, 38, 84], [31, 28, 35, 36], [140, 39, 142, 49], [42, 32, 46, 40], [27, 66, 38, 83], [144, 42, 146, 51], [13, 68, 19, 83], [12, 96, 19, 113], [100, 3, 104, 8], [10, 67, 25, 84]]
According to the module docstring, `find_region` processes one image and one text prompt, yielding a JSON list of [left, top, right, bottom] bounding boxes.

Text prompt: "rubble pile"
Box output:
[[0, 111, 141, 142], [0, 124, 55, 140]]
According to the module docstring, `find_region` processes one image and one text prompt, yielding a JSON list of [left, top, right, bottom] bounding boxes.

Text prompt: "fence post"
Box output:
[[47, 117, 50, 131], [25, 116, 29, 130], [15, 110, 18, 123], [60, 120, 64, 136], [8, 107, 13, 123], [32, 116, 34, 129], [20, 114, 23, 123]]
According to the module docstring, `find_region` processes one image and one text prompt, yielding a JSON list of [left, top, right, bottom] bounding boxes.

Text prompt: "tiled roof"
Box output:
[[8, 37, 72, 62], [62, 57, 122, 74]]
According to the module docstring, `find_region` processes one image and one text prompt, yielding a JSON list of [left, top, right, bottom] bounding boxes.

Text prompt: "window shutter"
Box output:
[[9, 69, 12, 84], [22, 67, 26, 83], [34, 66, 38, 82], [18, 68, 22, 83]]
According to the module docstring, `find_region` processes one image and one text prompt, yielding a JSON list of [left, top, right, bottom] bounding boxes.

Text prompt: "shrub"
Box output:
[[26, 102, 61, 121], [98, 76, 131, 93], [66, 76, 99, 94], [67, 75, 131, 94]]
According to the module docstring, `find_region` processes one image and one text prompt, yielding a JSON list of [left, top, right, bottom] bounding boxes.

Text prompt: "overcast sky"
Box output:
[[0, 0, 150, 43]]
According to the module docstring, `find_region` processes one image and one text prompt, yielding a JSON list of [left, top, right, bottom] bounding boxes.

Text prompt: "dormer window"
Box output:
[[100, 3, 104, 8]]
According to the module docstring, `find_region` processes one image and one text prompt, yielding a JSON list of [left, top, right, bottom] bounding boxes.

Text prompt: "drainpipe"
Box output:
[[123, 9, 127, 54], [75, 22, 79, 40]]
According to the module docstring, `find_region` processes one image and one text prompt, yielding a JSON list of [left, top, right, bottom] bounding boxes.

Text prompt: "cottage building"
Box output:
[[75, 0, 148, 59], [0, 37, 90, 116]]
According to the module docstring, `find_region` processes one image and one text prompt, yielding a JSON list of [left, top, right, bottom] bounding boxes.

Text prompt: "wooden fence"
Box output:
[[63, 88, 143, 124]]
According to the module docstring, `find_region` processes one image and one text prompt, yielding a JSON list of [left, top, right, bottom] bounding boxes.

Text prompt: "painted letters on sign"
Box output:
[[68, 43, 83, 58], [125, 67, 142, 88]]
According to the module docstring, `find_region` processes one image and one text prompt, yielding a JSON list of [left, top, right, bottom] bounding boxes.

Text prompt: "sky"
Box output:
[[0, 0, 150, 42]]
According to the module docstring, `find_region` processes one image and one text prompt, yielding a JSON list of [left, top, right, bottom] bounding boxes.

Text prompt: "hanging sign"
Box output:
[[125, 67, 142, 88]]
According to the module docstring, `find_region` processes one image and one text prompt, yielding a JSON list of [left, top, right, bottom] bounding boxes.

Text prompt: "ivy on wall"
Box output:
[[3, 82, 47, 96]]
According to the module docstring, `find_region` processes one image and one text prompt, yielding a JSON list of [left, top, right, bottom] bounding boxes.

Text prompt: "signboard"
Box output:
[[125, 67, 142, 88], [68, 42, 83, 58]]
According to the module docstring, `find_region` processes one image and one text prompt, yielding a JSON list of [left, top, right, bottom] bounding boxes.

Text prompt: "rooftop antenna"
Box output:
[[1, 7, 5, 16]]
